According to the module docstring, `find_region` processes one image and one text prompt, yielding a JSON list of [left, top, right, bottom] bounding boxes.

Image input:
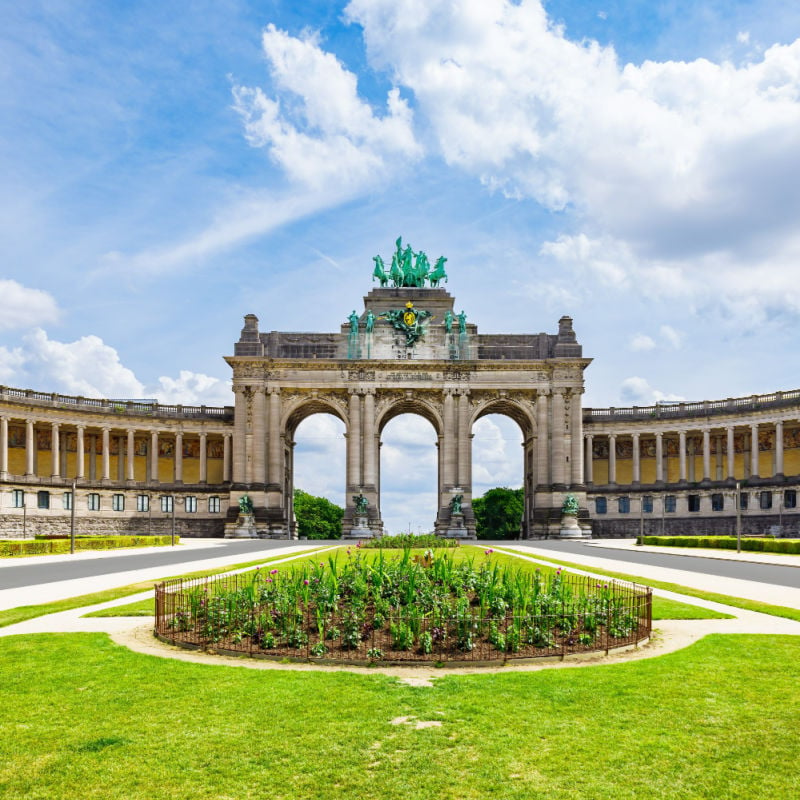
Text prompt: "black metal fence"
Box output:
[[155, 573, 652, 664]]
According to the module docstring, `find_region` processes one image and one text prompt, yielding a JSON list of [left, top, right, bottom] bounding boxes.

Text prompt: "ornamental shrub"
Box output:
[[0, 535, 178, 557], [641, 536, 800, 554]]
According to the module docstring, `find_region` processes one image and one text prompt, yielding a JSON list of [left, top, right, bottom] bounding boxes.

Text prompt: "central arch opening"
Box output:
[[379, 413, 438, 535]]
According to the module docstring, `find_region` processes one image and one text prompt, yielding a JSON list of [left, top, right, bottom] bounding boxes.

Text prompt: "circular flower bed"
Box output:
[[154, 549, 651, 664]]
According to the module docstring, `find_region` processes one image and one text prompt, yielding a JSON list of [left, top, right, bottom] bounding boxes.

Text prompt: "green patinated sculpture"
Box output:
[[380, 302, 433, 347], [561, 494, 580, 516], [430, 256, 448, 287], [353, 493, 368, 514], [374, 237, 448, 288], [365, 310, 375, 333], [372, 255, 388, 287], [348, 310, 360, 334], [458, 310, 467, 334], [450, 494, 463, 514], [238, 494, 254, 515], [444, 309, 453, 334]]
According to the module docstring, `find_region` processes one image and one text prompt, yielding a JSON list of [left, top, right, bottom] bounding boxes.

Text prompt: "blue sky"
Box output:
[[3, 1, 800, 531]]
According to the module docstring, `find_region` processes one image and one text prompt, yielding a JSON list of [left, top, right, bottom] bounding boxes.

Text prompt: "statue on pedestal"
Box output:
[[353, 493, 369, 514]]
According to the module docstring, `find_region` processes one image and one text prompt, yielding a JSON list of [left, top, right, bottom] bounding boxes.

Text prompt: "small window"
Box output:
[[185, 496, 197, 513], [711, 493, 724, 512], [87, 493, 100, 511], [208, 496, 221, 513], [642, 496, 653, 514], [595, 497, 607, 514], [784, 490, 797, 509], [760, 491, 773, 510], [37, 490, 50, 510], [136, 494, 150, 512], [112, 494, 125, 512], [664, 495, 677, 513], [687, 495, 700, 513], [161, 495, 173, 513], [62, 492, 72, 511], [739, 491, 748, 510], [618, 496, 630, 514], [12, 489, 24, 508]]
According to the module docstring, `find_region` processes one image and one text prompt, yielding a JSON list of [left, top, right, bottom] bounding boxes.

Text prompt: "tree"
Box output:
[[293, 489, 343, 539], [472, 487, 524, 540]]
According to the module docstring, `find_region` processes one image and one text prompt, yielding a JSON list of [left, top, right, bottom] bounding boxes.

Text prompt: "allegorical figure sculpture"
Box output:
[[348, 310, 360, 334], [458, 310, 467, 334], [375, 238, 449, 289], [353, 493, 369, 514], [450, 494, 463, 514], [365, 309, 375, 333], [238, 494, 254, 515], [444, 309, 453, 334], [561, 494, 580, 516]]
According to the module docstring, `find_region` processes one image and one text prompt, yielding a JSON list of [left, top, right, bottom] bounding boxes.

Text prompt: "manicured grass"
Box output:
[[0, 547, 331, 628], [493, 548, 800, 621], [0, 632, 798, 799], [86, 545, 726, 621]]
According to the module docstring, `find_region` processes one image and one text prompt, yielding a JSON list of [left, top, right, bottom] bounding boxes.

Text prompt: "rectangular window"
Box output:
[[185, 496, 197, 513], [87, 493, 100, 511], [618, 496, 630, 514], [595, 497, 607, 514], [711, 493, 724, 512], [739, 491, 748, 510], [161, 495, 173, 513], [62, 492, 72, 511], [136, 494, 150, 512], [687, 495, 700, 512], [664, 495, 677, 513], [208, 496, 221, 513], [37, 490, 50, 510], [784, 490, 797, 509], [642, 496, 653, 514], [112, 494, 125, 512], [12, 489, 24, 508], [760, 491, 773, 510]]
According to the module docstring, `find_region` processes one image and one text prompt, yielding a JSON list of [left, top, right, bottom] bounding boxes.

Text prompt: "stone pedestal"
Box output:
[[441, 512, 473, 539], [226, 513, 257, 539], [344, 514, 375, 539], [559, 513, 584, 539]]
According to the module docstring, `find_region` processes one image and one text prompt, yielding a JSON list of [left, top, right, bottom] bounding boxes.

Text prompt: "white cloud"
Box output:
[[472, 416, 522, 491], [737, 31, 751, 45], [151, 371, 232, 406], [0, 280, 59, 331], [232, 24, 420, 193], [0, 346, 25, 384], [660, 324, 683, 349], [620, 376, 685, 405], [629, 333, 656, 351]]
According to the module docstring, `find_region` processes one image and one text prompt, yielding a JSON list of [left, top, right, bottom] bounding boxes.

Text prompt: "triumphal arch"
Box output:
[[225, 239, 591, 539]]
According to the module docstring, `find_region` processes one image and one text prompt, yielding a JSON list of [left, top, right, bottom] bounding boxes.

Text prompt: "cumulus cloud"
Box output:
[[660, 324, 683, 349], [620, 376, 685, 405], [472, 416, 523, 491], [629, 333, 656, 351], [151, 371, 232, 406], [232, 24, 420, 194], [0, 280, 59, 331]]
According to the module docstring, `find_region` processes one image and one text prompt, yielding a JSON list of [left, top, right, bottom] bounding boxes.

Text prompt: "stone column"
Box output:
[[535, 392, 550, 487], [150, 430, 159, 483], [101, 427, 111, 481], [232, 386, 247, 484], [51, 422, 60, 478], [550, 390, 566, 488], [126, 429, 135, 482], [362, 390, 376, 488], [199, 432, 208, 484], [726, 426, 735, 479], [775, 421, 784, 477], [0, 416, 7, 479], [607, 434, 617, 485], [223, 434, 232, 482], [750, 423, 759, 478], [347, 390, 362, 490], [632, 433, 640, 484], [442, 390, 456, 489], [457, 390, 471, 489], [252, 389, 266, 485], [569, 389, 583, 486], [678, 430, 687, 482], [584, 434, 593, 485], [702, 429, 711, 481], [267, 388, 282, 488], [76, 425, 85, 479], [655, 431, 664, 483], [25, 419, 35, 476], [175, 432, 183, 483]]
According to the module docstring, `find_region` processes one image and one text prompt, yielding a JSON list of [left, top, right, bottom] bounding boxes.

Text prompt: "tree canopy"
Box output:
[[472, 487, 524, 540], [293, 490, 343, 539]]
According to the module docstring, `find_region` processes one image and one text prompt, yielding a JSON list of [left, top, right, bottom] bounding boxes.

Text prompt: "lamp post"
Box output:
[[22, 499, 27, 539], [69, 478, 76, 554], [639, 495, 644, 543], [171, 494, 176, 547], [735, 481, 742, 553]]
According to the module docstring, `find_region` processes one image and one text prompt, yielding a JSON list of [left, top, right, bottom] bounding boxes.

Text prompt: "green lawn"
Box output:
[[85, 544, 727, 621], [0, 632, 797, 799]]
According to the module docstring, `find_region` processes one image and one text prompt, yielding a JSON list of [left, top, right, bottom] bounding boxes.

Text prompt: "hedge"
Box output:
[[640, 535, 800, 554], [0, 535, 179, 557]]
